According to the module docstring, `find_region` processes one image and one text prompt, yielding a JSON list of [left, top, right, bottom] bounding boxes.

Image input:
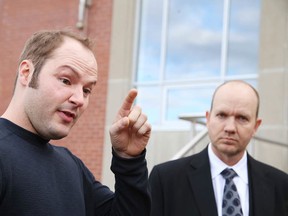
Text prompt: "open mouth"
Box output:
[[62, 111, 75, 118], [58, 110, 76, 123]]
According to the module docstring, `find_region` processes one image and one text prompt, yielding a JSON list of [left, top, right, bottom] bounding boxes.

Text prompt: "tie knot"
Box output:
[[221, 168, 237, 181]]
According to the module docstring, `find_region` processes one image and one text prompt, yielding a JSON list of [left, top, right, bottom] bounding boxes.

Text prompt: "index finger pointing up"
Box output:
[[118, 89, 138, 117]]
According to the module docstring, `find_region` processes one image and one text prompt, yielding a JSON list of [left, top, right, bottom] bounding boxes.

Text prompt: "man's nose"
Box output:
[[224, 117, 236, 133], [69, 87, 85, 107]]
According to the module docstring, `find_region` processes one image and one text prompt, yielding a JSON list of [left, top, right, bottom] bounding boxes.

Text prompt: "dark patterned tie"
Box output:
[[221, 168, 243, 216]]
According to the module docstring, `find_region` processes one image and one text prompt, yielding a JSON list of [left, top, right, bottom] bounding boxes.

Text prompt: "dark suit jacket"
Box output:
[[149, 146, 288, 216]]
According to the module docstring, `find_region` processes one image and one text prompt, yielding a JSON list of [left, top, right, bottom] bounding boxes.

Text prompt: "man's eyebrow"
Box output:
[[60, 65, 80, 78], [61, 65, 97, 85], [90, 80, 97, 86]]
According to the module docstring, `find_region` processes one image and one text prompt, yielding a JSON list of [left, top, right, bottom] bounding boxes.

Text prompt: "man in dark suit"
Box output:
[[149, 80, 288, 216]]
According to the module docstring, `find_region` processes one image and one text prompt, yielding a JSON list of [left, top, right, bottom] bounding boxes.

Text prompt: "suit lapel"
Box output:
[[185, 150, 276, 216], [186, 147, 218, 216], [248, 155, 275, 216]]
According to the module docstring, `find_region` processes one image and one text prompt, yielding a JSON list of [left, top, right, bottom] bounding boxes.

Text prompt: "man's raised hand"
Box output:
[[109, 89, 151, 158]]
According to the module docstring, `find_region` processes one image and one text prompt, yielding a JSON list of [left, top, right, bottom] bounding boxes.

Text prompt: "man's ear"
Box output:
[[252, 118, 262, 136], [18, 60, 34, 86], [205, 111, 210, 126]]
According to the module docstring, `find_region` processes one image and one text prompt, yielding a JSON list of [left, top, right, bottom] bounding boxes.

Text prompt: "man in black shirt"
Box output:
[[0, 29, 151, 215]]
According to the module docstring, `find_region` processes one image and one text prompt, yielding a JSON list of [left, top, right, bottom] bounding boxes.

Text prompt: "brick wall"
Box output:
[[0, 0, 113, 180]]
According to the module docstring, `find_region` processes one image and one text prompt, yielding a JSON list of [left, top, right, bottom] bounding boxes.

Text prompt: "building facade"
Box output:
[[103, 0, 288, 188]]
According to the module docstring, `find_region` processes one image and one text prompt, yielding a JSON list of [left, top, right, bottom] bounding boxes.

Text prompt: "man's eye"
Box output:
[[83, 88, 91, 95], [217, 113, 226, 118], [60, 78, 71, 85], [238, 116, 248, 122]]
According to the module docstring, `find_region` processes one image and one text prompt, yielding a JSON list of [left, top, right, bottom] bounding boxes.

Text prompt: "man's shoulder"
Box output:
[[154, 156, 191, 170], [0, 120, 13, 140], [248, 155, 288, 180], [153, 148, 207, 172]]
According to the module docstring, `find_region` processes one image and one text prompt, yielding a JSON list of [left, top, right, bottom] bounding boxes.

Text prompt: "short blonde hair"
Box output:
[[17, 29, 94, 88]]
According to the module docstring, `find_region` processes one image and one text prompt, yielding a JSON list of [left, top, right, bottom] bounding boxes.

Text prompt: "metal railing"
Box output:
[[171, 127, 288, 160], [171, 128, 208, 160]]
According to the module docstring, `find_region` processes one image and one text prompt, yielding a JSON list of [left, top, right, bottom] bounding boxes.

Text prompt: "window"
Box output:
[[134, 0, 261, 129]]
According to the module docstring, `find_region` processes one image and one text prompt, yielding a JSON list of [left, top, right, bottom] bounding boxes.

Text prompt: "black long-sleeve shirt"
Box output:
[[0, 118, 151, 215]]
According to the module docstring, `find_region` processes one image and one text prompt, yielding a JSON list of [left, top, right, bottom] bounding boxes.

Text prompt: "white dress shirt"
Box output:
[[208, 143, 249, 216]]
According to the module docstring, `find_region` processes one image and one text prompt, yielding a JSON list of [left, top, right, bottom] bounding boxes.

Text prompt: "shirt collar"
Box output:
[[208, 143, 248, 184]]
